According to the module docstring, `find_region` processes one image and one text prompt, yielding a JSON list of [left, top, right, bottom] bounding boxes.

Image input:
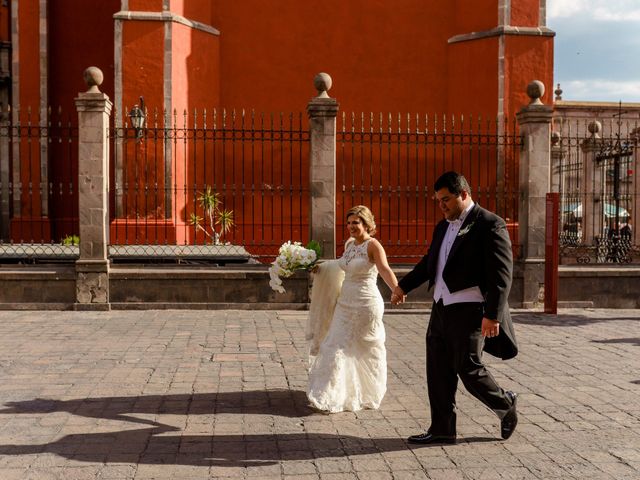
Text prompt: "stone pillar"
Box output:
[[307, 73, 339, 259], [580, 121, 603, 246], [74, 67, 112, 310], [515, 80, 553, 307]]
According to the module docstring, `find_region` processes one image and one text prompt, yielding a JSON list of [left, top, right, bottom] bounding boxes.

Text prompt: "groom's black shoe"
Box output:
[[407, 432, 456, 445], [501, 391, 518, 440]]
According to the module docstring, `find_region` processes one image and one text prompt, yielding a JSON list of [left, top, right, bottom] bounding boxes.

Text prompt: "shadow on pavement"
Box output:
[[0, 427, 496, 467], [0, 390, 501, 466], [592, 337, 640, 346], [592, 337, 640, 384], [512, 313, 640, 327], [0, 390, 313, 428]]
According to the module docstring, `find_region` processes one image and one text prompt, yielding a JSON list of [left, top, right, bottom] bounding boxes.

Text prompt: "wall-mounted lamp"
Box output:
[[128, 96, 146, 140]]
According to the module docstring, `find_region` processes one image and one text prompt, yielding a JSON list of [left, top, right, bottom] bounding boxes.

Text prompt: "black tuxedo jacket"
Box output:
[[399, 204, 518, 360]]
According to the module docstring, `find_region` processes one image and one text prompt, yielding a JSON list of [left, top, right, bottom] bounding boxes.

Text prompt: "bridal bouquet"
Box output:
[[269, 240, 322, 293]]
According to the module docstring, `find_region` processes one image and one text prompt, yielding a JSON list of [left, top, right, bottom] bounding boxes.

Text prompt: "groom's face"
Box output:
[[435, 187, 467, 221]]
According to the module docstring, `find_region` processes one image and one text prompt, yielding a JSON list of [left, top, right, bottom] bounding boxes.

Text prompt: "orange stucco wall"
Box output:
[[47, 0, 119, 241], [0, 3, 9, 41], [114, 1, 221, 243], [183, 0, 213, 25], [122, 20, 165, 113], [11, 0, 44, 241], [446, 38, 500, 117], [503, 35, 554, 116], [128, 0, 163, 11], [511, 2, 540, 27], [119, 19, 166, 237], [453, 0, 540, 32], [211, 0, 454, 114], [452, 0, 499, 34], [207, 0, 549, 117], [10, 0, 553, 245], [17, 0, 553, 122], [49, 0, 118, 103], [17, 0, 39, 110]]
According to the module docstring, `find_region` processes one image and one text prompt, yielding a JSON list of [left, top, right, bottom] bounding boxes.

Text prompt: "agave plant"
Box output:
[[189, 186, 235, 245]]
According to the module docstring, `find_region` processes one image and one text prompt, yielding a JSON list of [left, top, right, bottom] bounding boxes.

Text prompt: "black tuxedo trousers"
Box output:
[[427, 300, 512, 436]]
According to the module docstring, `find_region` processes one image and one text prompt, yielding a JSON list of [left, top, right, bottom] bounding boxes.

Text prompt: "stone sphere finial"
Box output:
[[83, 66, 104, 93], [554, 83, 563, 101], [526, 80, 545, 105], [587, 120, 602, 137], [313, 72, 332, 98]]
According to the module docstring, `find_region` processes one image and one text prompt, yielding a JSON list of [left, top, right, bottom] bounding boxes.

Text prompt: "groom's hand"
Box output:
[[481, 317, 500, 338], [391, 286, 406, 305]]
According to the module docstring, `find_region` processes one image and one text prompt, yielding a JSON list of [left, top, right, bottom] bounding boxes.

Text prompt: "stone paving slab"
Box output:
[[0, 308, 639, 479]]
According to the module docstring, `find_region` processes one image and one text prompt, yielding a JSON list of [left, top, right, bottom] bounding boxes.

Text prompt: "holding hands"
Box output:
[[391, 285, 406, 305]]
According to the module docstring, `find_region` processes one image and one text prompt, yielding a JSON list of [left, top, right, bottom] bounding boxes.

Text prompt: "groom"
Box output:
[[392, 171, 518, 444]]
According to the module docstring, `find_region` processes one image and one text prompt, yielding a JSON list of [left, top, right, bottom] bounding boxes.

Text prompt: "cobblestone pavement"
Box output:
[[0, 308, 639, 479]]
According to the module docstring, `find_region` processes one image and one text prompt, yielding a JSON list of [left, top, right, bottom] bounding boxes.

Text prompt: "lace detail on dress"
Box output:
[[342, 239, 370, 265], [307, 237, 386, 413]]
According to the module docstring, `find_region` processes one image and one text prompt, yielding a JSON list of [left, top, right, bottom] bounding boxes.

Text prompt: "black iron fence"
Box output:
[[109, 108, 310, 262], [337, 113, 521, 261], [0, 106, 79, 260], [5, 101, 640, 268], [554, 116, 639, 264], [2, 105, 523, 264]]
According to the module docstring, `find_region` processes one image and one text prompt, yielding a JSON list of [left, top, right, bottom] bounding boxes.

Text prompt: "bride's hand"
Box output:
[[309, 264, 320, 274], [390, 286, 406, 305]]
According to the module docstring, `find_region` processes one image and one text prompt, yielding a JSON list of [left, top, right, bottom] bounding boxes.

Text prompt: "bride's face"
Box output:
[[346, 214, 367, 240]]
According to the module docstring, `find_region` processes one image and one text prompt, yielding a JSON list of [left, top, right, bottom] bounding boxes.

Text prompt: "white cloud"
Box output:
[[548, 0, 588, 18], [548, 0, 640, 21], [549, 1, 640, 102], [559, 79, 640, 102]]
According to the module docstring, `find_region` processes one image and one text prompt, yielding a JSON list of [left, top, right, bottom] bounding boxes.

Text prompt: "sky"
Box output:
[[547, 0, 640, 103]]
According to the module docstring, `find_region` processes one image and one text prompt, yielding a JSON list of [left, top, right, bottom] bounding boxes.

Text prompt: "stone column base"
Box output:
[[513, 258, 545, 309], [75, 260, 110, 311]]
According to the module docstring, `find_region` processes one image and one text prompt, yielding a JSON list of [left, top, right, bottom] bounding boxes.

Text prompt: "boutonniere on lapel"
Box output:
[[457, 222, 475, 237]]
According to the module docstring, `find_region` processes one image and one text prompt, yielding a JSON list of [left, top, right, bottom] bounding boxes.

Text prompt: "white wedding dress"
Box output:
[[307, 239, 387, 412]]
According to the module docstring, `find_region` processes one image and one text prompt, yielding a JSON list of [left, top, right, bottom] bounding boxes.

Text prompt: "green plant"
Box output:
[[306, 239, 322, 258], [189, 186, 235, 245], [61, 234, 80, 246]]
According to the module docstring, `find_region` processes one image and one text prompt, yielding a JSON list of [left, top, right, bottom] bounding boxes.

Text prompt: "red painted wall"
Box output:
[[511, 2, 539, 27], [129, 0, 163, 11], [0, 3, 9, 41], [122, 21, 164, 113], [173, 22, 220, 243], [183, 0, 213, 25], [49, 0, 118, 104], [210, 0, 454, 114], [446, 38, 500, 117], [115, 9, 221, 244], [10, 0, 554, 247], [17, 1, 39, 111], [452, 0, 498, 34], [11, 0, 46, 241], [503, 35, 554, 116], [47, 0, 119, 241]]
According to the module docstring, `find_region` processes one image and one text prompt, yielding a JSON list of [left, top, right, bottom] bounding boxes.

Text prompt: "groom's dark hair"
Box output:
[[434, 171, 472, 196]]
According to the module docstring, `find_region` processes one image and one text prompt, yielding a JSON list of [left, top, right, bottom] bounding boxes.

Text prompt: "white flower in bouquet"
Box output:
[[268, 240, 321, 293]]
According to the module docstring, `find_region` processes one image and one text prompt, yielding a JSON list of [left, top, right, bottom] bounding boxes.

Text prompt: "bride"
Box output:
[[307, 205, 400, 412]]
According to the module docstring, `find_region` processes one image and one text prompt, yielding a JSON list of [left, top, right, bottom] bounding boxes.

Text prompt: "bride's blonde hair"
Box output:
[[346, 205, 377, 236]]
